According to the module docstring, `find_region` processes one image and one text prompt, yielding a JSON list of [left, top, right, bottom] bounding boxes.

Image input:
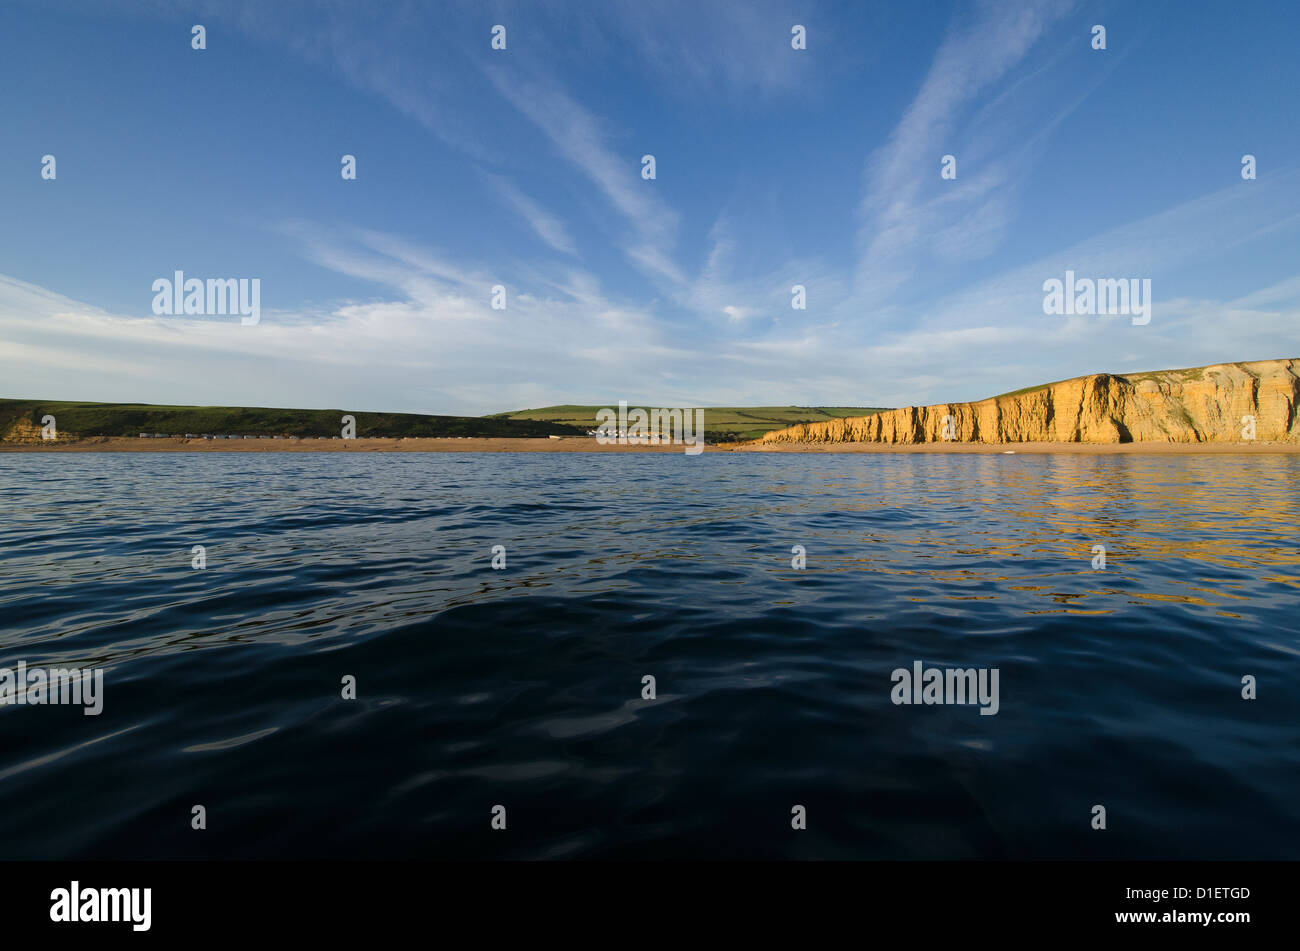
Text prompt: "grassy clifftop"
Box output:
[[0, 399, 585, 440]]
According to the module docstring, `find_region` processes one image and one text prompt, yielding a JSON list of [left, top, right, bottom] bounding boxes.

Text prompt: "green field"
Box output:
[[0, 399, 585, 440], [489, 405, 891, 441], [1, 398, 893, 443]]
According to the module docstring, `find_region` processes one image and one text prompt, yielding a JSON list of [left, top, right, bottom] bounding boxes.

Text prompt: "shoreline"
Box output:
[[2, 436, 1298, 454], [735, 440, 1300, 454]]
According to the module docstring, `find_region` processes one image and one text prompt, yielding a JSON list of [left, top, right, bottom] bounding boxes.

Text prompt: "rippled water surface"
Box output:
[[1, 451, 1297, 859]]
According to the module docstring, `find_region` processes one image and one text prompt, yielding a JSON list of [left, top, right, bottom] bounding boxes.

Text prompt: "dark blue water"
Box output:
[[1, 452, 1297, 859]]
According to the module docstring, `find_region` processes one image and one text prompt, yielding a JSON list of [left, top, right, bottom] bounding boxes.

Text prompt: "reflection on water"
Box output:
[[790, 455, 1300, 616], [0, 452, 1297, 859]]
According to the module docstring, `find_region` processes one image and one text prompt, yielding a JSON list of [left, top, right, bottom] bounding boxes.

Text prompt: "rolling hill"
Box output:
[[489, 405, 891, 441], [0, 399, 585, 442]]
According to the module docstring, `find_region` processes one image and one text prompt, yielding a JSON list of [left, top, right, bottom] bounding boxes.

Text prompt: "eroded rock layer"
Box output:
[[760, 360, 1300, 444]]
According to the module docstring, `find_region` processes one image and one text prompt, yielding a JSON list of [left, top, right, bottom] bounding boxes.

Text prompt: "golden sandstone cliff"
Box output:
[[0, 418, 76, 444], [761, 359, 1300, 445]]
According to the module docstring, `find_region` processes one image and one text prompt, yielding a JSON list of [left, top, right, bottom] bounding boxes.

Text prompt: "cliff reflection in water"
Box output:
[[781, 454, 1300, 619]]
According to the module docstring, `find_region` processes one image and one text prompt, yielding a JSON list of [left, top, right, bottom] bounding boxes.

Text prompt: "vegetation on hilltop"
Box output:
[[0, 399, 584, 440], [489, 405, 891, 441]]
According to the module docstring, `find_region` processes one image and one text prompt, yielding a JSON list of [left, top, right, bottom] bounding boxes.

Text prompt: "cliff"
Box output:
[[759, 359, 1300, 445], [0, 418, 78, 444]]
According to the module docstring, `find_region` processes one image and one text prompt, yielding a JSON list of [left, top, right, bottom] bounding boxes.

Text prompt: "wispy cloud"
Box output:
[[482, 64, 684, 287], [856, 0, 1078, 301], [611, 0, 828, 101], [8, 162, 1297, 415], [482, 174, 579, 257], [4, 0, 1298, 416]]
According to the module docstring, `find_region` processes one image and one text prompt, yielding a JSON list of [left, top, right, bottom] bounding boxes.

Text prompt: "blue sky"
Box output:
[[2, 0, 1299, 415]]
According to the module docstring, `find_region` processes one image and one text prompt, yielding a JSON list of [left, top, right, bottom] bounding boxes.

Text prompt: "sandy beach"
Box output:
[[1, 436, 693, 453], [731, 440, 1300, 454], [3, 436, 1298, 453]]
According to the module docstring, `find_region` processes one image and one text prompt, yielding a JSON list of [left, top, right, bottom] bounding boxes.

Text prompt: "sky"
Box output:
[[2, 0, 1299, 416]]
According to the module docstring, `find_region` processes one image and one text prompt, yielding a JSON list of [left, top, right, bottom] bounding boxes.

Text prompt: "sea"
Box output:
[[0, 451, 1296, 859]]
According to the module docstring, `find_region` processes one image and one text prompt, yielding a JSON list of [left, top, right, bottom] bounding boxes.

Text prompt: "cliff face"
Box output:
[[761, 359, 1300, 445], [1, 418, 77, 444]]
